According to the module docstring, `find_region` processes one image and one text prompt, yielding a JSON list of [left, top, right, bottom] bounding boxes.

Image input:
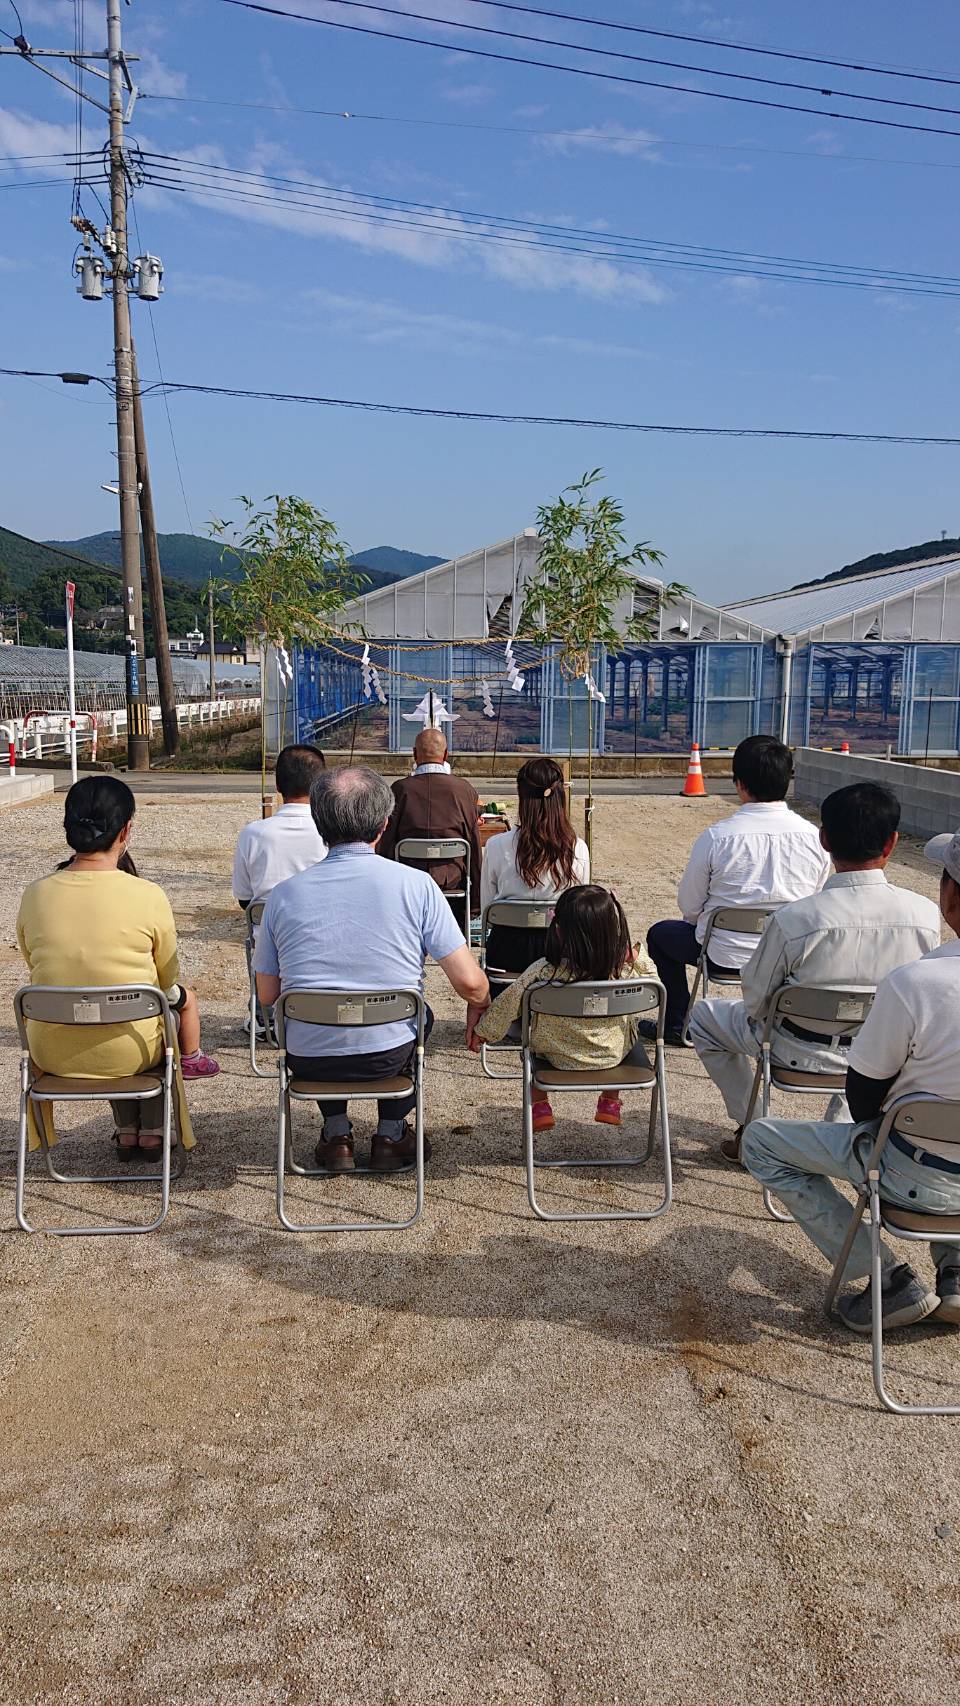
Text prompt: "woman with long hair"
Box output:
[[17, 776, 217, 1161], [480, 756, 589, 975]]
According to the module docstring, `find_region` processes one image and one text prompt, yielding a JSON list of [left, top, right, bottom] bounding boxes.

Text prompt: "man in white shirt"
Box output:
[[232, 744, 328, 907], [689, 782, 941, 1161], [743, 827, 960, 1335], [645, 735, 831, 1044]]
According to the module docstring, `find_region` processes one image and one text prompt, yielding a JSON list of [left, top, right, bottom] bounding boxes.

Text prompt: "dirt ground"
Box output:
[[0, 784, 957, 1706]]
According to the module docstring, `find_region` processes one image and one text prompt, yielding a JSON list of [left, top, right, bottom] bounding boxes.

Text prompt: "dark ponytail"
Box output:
[[63, 775, 136, 858]]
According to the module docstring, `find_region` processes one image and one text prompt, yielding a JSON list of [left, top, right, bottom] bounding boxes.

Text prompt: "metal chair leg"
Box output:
[[19, 1080, 176, 1237], [824, 1185, 870, 1316], [524, 1052, 672, 1224], [480, 1040, 523, 1081], [681, 956, 706, 1044], [275, 1065, 425, 1235]]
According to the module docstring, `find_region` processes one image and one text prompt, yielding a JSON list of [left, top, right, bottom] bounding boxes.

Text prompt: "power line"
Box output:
[[3, 368, 958, 446], [221, 0, 960, 120], [373, 0, 960, 88], [136, 90, 960, 175], [131, 193, 195, 535], [137, 150, 960, 298], [215, 0, 960, 139]]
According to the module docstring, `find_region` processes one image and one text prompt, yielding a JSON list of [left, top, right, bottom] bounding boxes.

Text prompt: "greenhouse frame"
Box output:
[[271, 535, 960, 759]]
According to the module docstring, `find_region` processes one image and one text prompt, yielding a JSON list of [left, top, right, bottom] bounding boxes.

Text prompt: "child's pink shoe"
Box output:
[[531, 1099, 555, 1133], [180, 1049, 220, 1079], [595, 1092, 622, 1126]]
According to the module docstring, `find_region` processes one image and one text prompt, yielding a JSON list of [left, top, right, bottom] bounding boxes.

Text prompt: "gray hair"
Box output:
[[310, 765, 394, 846]]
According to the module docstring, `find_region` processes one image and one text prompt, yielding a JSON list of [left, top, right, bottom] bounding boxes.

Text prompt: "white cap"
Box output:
[[924, 829, 960, 884]]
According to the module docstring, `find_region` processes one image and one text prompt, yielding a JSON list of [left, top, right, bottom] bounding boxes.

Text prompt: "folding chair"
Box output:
[[275, 987, 426, 1233], [14, 983, 180, 1237], [824, 1099, 960, 1415], [742, 983, 875, 1223], [479, 898, 555, 1080], [245, 900, 276, 1077], [521, 977, 672, 1224], [681, 904, 777, 1043], [395, 836, 471, 929]]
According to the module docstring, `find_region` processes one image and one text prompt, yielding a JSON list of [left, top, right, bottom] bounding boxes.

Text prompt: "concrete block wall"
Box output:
[[794, 748, 960, 838], [0, 773, 54, 811]]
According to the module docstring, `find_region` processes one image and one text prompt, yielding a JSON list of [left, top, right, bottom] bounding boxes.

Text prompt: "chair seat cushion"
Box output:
[[881, 1204, 960, 1236], [770, 1067, 847, 1090], [709, 969, 741, 984], [29, 1071, 163, 1098], [534, 1060, 655, 1090], [289, 1074, 413, 1098]]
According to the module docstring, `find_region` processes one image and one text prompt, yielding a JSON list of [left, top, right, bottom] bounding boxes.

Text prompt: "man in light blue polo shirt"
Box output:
[[255, 765, 490, 1173]]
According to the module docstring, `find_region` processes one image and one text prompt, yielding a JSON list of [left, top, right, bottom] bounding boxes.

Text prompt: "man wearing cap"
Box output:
[[743, 827, 960, 1334]]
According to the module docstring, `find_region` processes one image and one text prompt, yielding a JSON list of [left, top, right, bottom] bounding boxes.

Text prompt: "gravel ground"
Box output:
[[0, 787, 957, 1705]]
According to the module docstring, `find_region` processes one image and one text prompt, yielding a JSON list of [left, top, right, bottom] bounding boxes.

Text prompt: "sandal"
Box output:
[[113, 1130, 140, 1163]]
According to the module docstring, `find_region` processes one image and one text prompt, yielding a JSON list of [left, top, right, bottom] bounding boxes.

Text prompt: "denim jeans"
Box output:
[[742, 1116, 960, 1281], [689, 997, 850, 1126]]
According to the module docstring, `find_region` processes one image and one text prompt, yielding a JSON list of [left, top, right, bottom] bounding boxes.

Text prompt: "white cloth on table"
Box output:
[[677, 800, 831, 968]]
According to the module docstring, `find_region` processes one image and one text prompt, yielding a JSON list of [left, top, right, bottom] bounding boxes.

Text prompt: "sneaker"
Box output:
[[835, 1263, 939, 1335], [637, 1020, 689, 1049], [595, 1093, 622, 1127], [180, 1049, 220, 1080], [719, 1127, 744, 1165], [531, 1099, 555, 1133], [243, 1013, 267, 1042], [936, 1265, 960, 1326]]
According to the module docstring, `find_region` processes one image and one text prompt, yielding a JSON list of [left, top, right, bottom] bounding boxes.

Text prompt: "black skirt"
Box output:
[[484, 923, 548, 979]]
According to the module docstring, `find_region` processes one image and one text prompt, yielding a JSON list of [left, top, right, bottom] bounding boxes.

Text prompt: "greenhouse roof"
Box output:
[[0, 644, 208, 688], [724, 553, 960, 637]]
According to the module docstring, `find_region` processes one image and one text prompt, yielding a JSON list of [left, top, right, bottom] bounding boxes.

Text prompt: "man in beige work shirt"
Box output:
[[689, 782, 940, 1162]]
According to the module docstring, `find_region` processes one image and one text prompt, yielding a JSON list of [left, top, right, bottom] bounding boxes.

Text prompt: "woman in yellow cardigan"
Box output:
[[17, 776, 218, 1160]]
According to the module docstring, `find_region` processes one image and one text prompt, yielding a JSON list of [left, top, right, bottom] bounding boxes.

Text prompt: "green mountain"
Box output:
[[792, 537, 960, 591], [350, 545, 445, 579], [44, 531, 445, 588]]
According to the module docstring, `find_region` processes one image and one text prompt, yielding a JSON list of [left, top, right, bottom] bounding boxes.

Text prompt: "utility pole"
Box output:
[[131, 340, 179, 755], [107, 0, 149, 769], [207, 578, 217, 704]]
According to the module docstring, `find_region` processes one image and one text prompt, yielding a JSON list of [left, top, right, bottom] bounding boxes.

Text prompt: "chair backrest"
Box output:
[[703, 904, 777, 945], [14, 983, 171, 1050], [275, 987, 424, 1048], [396, 836, 469, 862], [484, 899, 555, 931], [768, 982, 874, 1039], [523, 977, 661, 1046], [246, 899, 266, 930], [888, 1098, 960, 1152]]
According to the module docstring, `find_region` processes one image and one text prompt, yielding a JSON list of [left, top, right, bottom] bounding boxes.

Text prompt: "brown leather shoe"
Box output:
[[719, 1127, 744, 1165], [370, 1126, 432, 1172], [314, 1136, 355, 1173]]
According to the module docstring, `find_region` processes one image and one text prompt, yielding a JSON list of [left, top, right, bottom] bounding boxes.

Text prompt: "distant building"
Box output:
[[270, 530, 960, 760]]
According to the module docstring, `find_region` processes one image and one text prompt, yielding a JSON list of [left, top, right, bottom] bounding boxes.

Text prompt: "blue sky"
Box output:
[[1, 0, 958, 602]]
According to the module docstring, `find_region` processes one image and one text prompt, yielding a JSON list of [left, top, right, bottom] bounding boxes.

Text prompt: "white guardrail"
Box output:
[[0, 698, 261, 772]]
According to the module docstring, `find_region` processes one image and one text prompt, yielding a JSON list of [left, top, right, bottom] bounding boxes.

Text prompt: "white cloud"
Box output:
[[806, 129, 845, 157], [137, 140, 669, 304], [135, 47, 188, 100], [539, 123, 663, 161], [301, 287, 657, 359], [0, 104, 76, 161], [514, 104, 548, 120], [440, 83, 495, 107]]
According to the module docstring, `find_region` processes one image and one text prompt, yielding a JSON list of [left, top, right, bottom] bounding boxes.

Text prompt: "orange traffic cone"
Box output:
[[681, 742, 707, 797], [840, 740, 850, 755]]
